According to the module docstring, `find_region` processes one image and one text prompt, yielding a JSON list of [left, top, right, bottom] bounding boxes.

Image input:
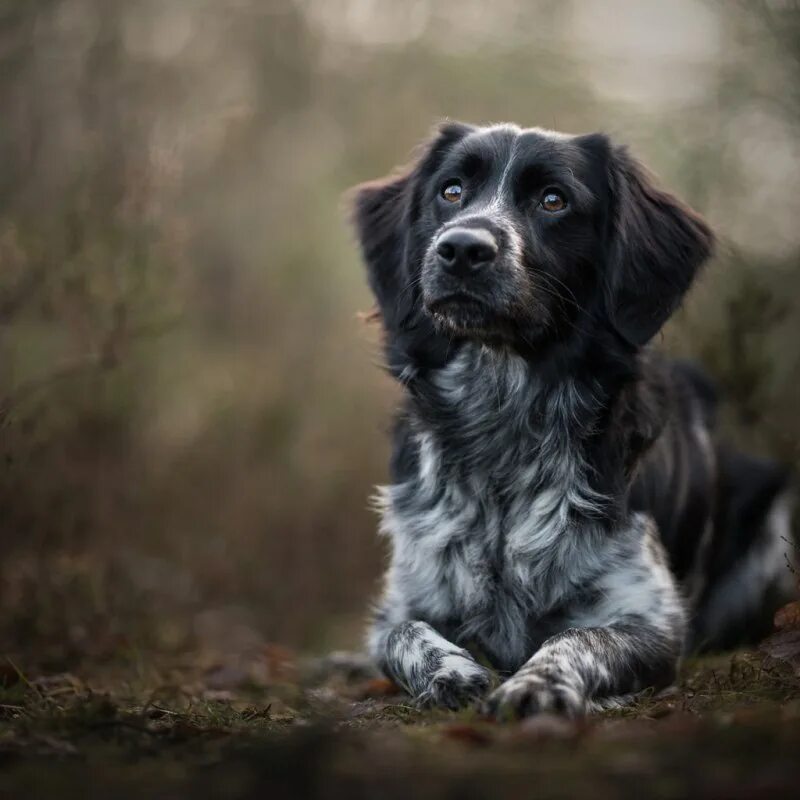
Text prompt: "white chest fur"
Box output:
[[377, 345, 614, 668]]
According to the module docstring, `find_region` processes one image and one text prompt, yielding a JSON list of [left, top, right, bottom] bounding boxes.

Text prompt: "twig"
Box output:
[[781, 536, 798, 575], [4, 657, 44, 700]]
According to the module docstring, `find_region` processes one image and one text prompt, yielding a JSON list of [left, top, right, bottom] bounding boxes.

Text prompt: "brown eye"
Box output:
[[441, 182, 462, 203], [540, 190, 567, 212]]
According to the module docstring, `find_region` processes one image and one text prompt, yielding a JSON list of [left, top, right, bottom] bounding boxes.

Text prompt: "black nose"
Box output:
[[435, 227, 498, 277]]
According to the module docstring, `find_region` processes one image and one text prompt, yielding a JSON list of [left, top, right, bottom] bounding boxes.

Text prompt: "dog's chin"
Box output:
[[424, 293, 510, 341], [424, 293, 553, 352]]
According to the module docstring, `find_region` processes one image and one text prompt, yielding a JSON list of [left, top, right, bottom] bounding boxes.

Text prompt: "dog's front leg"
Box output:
[[370, 617, 493, 709], [487, 516, 686, 719], [485, 623, 679, 719]]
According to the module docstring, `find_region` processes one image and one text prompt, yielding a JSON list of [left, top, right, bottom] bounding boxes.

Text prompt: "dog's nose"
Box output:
[[435, 228, 498, 277]]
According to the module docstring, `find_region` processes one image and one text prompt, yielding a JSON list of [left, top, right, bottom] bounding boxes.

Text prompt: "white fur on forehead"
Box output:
[[459, 122, 588, 145]]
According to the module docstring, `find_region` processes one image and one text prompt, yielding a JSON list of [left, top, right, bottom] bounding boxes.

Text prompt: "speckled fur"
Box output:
[[369, 345, 686, 716], [351, 122, 794, 718]]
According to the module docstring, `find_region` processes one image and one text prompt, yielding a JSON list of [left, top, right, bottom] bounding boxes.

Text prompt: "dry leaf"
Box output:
[[263, 643, 297, 683], [356, 678, 400, 699], [774, 600, 800, 631], [441, 722, 493, 746]]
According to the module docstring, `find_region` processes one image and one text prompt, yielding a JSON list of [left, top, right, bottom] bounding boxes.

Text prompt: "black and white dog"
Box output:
[[350, 122, 794, 718]]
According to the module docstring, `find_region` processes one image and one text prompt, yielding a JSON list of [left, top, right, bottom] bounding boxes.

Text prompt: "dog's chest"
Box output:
[[382, 346, 607, 669]]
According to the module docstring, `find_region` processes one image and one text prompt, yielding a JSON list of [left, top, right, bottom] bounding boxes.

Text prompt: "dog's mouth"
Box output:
[[424, 291, 501, 335], [426, 291, 487, 313]]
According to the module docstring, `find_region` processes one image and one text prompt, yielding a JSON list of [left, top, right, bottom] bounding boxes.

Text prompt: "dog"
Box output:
[[350, 121, 794, 718]]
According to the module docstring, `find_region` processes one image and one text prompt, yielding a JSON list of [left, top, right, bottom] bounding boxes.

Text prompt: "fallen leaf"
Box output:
[[263, 643, 297, 683], [441, 722, 493, 746], [774, 600, 800, 631], [356, 678, 401, 699]]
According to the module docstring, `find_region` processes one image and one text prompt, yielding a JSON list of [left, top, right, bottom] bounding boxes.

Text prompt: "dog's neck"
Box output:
[[405, 339, 637, 524], [414, 338, 617, 435]]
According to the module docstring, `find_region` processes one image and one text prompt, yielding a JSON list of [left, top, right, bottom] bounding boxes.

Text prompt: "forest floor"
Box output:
[[2, 644, 800, 799]]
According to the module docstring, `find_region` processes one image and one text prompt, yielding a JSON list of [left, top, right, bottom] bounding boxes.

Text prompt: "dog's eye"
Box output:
[[441, 182, 462, 203], [540, 190, 567, 213]]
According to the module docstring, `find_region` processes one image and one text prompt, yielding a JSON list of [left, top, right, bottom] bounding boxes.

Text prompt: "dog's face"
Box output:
[[415, 125, 607, 345], [352, 122, 713, 353]]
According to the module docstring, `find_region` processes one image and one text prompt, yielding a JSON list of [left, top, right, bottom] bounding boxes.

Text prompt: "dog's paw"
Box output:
[[484, 670, 587, 721], [415, 656, 492, 711]]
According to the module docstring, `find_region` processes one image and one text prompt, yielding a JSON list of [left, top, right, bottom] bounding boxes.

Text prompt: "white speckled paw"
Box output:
[[415, 657, 493, 711], [484, 670, 587, 720]]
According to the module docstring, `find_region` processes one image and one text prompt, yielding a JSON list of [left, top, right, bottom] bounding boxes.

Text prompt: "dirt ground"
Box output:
[[2, 646, 800, 800]]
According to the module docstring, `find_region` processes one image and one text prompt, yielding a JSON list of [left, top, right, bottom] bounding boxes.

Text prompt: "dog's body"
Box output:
[[351, 122, 793, 717]]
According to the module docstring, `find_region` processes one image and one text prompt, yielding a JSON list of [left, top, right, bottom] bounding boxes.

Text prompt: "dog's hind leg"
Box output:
[[692, 450, 795, 651]]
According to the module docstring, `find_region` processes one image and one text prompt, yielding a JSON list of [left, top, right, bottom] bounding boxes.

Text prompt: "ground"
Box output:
[[1, 644, 800, 799]]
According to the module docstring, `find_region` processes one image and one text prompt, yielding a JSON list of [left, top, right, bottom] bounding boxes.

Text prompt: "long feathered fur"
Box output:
[[350, 122, 794, 718]]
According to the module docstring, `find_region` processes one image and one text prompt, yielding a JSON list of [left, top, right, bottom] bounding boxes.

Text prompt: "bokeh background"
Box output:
[[1, 0, 798, 668]]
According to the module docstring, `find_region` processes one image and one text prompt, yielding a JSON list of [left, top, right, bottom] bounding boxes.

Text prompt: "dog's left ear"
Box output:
[[602, 143, 715, 347]]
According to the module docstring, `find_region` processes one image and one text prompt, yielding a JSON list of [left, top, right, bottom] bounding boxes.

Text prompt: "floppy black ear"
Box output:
[[349, 121, 473, 332], [605, 145, 714, 347], [350, 168, 415, 331]]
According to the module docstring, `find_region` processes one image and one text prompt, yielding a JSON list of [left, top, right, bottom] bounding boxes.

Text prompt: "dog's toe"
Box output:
[[485, 672, 586, 721], [416, 662, 493, 711]]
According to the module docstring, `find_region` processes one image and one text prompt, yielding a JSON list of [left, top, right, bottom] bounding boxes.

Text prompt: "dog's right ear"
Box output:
[[350, 168, 414, 330], [349, 121, 473, 330]]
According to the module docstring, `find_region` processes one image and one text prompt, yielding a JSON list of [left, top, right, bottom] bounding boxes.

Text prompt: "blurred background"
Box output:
[[1, 0, 798, 669]]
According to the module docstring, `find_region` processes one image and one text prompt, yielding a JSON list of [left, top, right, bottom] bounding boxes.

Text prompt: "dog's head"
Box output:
[[351, 122, 713, 352]]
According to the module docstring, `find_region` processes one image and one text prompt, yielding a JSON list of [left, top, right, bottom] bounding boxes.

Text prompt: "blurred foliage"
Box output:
[[0, 0, 798, 659]]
